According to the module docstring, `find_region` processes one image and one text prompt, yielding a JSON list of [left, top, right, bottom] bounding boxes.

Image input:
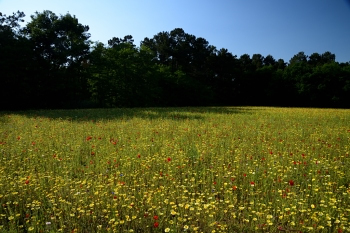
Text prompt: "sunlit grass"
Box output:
[[0, 107, 349, 232]]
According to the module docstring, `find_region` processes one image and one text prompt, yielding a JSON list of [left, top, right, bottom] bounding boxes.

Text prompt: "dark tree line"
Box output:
[[1, 11, 350, 110]]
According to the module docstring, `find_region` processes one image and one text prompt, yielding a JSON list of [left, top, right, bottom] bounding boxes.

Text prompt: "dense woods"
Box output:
[[1, 11, 350, 110]]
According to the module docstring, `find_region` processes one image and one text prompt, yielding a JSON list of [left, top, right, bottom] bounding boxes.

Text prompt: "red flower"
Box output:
[[153, 215, 158, 220], [25, 179, 30, 184], [153, 222, 159, 228], [86, 136, 92, 141], [250, 181, 255, 186], [289, 180, 295, 186], [243, 173, 247, 177], [167, 157, 171, 162], [232, 185, 237, 190], [137, 154, 141, 158]]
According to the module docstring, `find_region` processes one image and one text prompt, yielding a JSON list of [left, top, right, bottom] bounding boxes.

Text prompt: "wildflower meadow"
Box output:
[[0, 107, 349, 233]]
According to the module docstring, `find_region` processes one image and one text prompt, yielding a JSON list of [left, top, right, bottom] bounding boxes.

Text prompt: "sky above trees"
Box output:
[[1, 0, 350, 63]]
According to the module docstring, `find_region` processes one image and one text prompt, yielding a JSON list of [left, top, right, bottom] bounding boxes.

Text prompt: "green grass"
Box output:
[[0, 107, 349, 232]]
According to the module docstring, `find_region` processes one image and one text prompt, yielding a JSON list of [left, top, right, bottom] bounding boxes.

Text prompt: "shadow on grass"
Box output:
[[1, 106, 257, 122]]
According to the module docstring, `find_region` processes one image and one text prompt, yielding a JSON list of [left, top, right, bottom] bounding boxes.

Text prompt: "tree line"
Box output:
[[1, 10, 350, 110]]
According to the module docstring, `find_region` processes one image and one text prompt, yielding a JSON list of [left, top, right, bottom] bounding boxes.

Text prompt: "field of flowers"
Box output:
[[0, 107, 349, 233]]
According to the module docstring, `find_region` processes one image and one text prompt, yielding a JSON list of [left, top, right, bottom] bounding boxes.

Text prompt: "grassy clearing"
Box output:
[[0, 107, 349, 232]]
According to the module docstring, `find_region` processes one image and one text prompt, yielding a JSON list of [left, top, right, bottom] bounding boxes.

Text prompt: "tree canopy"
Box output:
[[1, 10, 349, 110]]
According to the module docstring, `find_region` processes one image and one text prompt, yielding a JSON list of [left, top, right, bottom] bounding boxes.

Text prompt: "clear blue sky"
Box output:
[[1, 0, 350, 63]]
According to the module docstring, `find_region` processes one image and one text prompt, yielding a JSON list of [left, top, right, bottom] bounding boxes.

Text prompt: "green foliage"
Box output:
[[87, 40, 161, 107], [21, 10, 91, 108], [1, 9, 350, 110]]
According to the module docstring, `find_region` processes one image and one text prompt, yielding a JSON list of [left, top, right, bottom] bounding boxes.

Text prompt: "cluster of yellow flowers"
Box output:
[[0, 107, 349, 232]]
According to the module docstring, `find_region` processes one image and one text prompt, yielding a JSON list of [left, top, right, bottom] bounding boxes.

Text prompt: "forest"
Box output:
[[1, 10, 350, 110]]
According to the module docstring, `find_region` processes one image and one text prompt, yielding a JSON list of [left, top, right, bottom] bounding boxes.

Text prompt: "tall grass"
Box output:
[[0, 107, 349, 232]]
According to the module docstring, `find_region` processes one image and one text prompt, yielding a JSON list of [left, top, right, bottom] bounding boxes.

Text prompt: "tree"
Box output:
[[108, 35, 134, 48], [209, 48, 240, 105], [276, 59, 286, 70], [308, 52, 322, 66], [289, 51, 308, 65], [263, 55, 276, 67], [239, 54, 253, 72], [26, 10, 90, 68], [0, 11, 34, 110], [321, 51, 335, 64], [141, 28, 217, 106], [24, 10, 91, 108], [141, 31, 172, 65], [252, 54, 264, 70], [87, 38, 162, 107]]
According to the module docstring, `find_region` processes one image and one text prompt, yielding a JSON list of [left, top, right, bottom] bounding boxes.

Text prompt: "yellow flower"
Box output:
[[165, 228, 171, 232], [28, 226, 34, 231], [184, 225, 189, 230]]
